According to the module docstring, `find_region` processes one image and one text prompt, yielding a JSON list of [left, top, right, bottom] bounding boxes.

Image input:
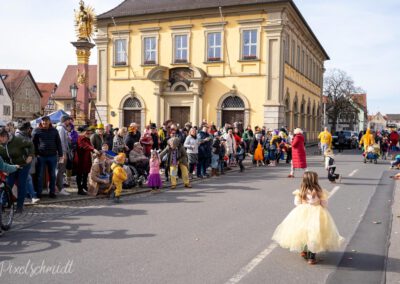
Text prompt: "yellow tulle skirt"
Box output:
[[254, 143, 264, 161], [272, 204, 344, 253]]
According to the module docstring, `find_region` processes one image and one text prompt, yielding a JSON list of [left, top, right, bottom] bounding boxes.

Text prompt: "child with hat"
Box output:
[[109, 153, 128, 203], [324, 148, 341, 183]]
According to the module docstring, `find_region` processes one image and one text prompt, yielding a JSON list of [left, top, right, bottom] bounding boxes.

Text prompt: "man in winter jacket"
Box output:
[[56, 115, 72, 196], [32, 116, 63, 198], [0, 125, 34, 212], [90, 123, 105, 151], [125, 123, 141, 152], [197, 125, 212, 178]]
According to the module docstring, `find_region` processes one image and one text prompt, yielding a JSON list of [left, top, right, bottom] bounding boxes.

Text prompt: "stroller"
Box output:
[[125, 147, 149, 188], [364, 144, 379, 164]]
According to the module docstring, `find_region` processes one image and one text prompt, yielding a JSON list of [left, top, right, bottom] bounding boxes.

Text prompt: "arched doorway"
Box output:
[[123, 97, 142, 127], [285, 96, 291, 130], [300, 101, 305, 129], [221, 96, 245, 126], [293, 98, 299, 128]]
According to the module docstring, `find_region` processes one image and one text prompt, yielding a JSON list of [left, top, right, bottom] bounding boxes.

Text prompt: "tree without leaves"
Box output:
[[323, 69, 363, 132]]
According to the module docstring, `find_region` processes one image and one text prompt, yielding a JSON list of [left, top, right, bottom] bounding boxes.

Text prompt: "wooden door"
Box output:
[[222, 110, 244, 126], [124, 110, 141, 127], [170, 107, 190, 127]]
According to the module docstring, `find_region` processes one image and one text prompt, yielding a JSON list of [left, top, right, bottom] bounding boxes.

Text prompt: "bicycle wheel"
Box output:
[[0, 186, 15, 231]]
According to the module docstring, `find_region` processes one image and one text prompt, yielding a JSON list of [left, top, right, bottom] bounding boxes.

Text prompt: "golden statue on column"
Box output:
[[74, 0, 96, 42], [72, 0, 96, 125]]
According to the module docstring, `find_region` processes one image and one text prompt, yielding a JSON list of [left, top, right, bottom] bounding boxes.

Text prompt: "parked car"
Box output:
[[332, 131, 358, 149]]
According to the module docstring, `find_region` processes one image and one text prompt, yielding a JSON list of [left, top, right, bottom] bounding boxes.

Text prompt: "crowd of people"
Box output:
[[0, 115, 313, 211], [2, 111, 399, 213]]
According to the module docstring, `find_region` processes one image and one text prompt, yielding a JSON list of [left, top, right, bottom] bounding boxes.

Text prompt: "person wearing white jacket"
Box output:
[[184, 128, 198, 177], [224, 128, 237, 166]]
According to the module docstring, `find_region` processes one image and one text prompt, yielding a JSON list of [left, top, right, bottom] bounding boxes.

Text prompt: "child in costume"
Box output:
[[324, 148, 341, 183], [272, 171, 344, 265], [109, 153, 127, 203], [147, 150, 162, 192], [253, 133, 264, 167], [390, 154, 400, 169]]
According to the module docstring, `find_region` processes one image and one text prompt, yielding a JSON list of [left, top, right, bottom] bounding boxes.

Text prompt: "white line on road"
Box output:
[[226, 243, 278, 284], [226, 185, 341, 283], [348, 169, 359, 177], [329, 186, 340, 198]]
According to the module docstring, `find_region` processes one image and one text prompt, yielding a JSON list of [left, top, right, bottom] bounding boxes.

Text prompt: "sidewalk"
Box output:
[[25, 143, 320, 206], [386, 180, 400, 283]]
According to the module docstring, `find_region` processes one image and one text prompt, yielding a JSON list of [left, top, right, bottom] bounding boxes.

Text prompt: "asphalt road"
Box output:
[[0, 150, 397, 284]]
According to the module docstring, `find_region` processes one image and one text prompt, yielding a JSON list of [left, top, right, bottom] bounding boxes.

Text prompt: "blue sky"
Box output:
[[1, 0, 399, 114]]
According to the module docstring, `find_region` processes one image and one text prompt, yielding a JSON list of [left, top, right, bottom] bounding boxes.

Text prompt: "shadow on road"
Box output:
[[0, 209, 156, 256]]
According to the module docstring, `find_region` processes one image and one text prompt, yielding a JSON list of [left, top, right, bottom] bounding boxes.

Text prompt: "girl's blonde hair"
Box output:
[[300, 171, 323, 200]]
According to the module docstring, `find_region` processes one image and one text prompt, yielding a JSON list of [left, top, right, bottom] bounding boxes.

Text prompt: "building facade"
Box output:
[[385, 114, 400, 129], [0, 76, 13, 122], [368, 112, 387, 131], [96, 0, 328, 140], [0, 69, 42, 121], [37, 83, 57, 115]]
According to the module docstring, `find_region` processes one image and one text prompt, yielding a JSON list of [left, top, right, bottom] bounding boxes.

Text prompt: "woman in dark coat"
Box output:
[[288, 128, 307, 178], [74, 126, 98, 195]]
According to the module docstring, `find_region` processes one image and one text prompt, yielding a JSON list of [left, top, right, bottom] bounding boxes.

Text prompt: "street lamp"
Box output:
[[69, 83, 78, 119]]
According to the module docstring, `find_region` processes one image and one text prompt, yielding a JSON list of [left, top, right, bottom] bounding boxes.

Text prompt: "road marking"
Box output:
[[348, 169, 359, 177], [226, 185, 341, 284], [329, 186, 340, 198], [226, 243, 278, 284]]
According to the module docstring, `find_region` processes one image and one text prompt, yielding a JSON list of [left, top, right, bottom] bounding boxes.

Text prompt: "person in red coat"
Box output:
[[288, 128, 307, 178], [389, 129, 399, 151], [74, 126, 99, 195]]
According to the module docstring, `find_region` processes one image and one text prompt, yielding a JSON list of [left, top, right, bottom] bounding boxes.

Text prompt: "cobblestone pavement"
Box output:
[[12, 145, 320, 232]]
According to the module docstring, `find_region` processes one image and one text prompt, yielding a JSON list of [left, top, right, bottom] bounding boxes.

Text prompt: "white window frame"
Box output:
[[65, 103, 72, 111], [240, 28, 260, 60], [114, 39, 127, 66], [142, 34, 159, 65], [21, 104, 25, 111], [3, 105, 10, 116], [172, 33, 190, 64], [205, 29, 223, 62], [112, 30, 130, 67]]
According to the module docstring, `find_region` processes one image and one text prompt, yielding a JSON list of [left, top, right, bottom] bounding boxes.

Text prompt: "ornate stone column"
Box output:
[[71, 41, 95, 125]]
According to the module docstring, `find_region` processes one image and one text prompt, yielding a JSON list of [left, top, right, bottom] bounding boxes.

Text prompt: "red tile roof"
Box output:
[[54, 65, 97, 99], [37, 83, 57, 109], [0, 69, 42, 98]]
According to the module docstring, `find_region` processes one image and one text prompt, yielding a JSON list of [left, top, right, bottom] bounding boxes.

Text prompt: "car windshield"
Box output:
[[334, 131, 352, 137]]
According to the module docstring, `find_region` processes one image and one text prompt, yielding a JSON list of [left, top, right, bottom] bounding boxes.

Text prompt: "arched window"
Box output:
[[221, 96, 245, 126], [174, 85, 187, 92], [123, 97, 142, 108], [221, 96, 245, 109]]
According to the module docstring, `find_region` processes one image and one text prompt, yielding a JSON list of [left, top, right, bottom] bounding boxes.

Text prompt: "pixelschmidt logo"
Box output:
[[0, 259, 74, 277]]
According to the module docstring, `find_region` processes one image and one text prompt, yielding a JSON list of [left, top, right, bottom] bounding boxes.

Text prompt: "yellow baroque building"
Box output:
[[95, 0, 328, 141]]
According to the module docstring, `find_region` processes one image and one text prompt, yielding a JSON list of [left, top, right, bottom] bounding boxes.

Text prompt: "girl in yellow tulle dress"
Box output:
[[272, 171, 344, 264]]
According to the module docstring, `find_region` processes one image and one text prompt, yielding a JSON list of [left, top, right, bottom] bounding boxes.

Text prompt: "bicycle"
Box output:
[[0, 171, 15, 232]]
